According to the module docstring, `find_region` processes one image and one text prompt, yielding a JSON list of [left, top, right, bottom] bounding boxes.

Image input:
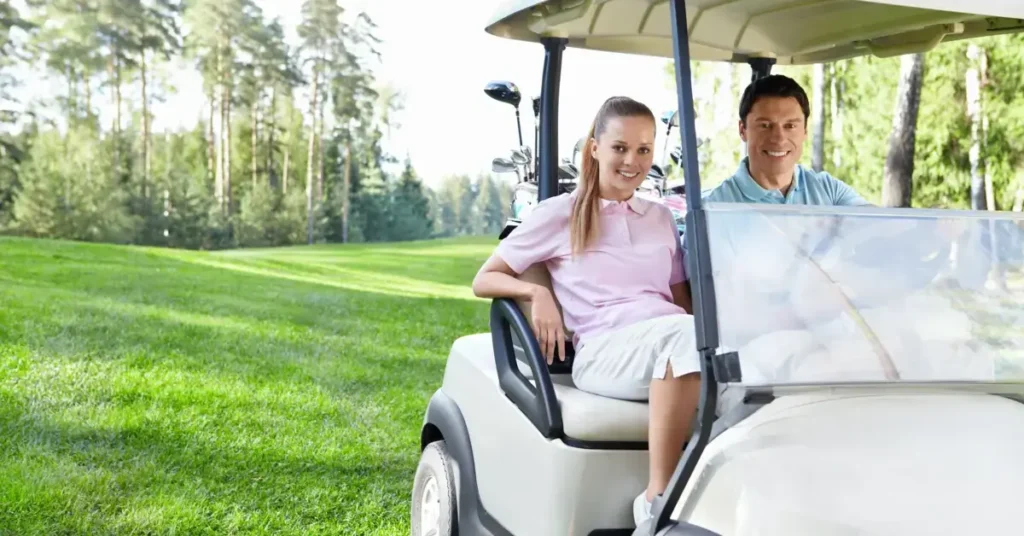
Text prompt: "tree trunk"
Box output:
[[219, 81, 228, 213], [208, 92, 218, 198], [141, 49, 151, 200], [1013, 172, 1024, 212], [252, 101, 259, 187], [967, 44, 986, 211], [108, 55, 121, 178], [966, 44, 1004, 289], [267, 86, 277, 189], [882, 53, 924, 208], [317, 84, 325, 201], [811, 63, 826, 172], [305, 62, 320, 245], [66, 63, 75, 127], [342, 140, 351, 243], [114, 56, 122, 139], [830, 63, 843, 169], [84, 71, 92, 124], [225, 86, 232, 214], [283, 147, 290, 194], [214, 50, 224, 212], [115, 55, 122, 181]]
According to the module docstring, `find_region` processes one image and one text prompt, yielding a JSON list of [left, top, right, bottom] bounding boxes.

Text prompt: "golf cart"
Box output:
[[411, 1, 1024, 535]]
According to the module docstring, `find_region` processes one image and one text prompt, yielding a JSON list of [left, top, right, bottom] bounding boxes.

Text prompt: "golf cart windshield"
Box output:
[[706, 204, 1024, 387]]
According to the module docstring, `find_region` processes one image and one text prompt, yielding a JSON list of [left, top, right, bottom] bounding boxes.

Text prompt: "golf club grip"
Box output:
[[489, 299, 564, 439]]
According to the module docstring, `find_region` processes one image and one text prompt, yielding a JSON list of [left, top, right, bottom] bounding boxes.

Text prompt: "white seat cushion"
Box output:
[[552, 375, 649, 443], [454, 333, 649, 444]]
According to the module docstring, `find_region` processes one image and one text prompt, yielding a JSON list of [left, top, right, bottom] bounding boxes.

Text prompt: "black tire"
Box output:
[[411, 440, 458, 536]]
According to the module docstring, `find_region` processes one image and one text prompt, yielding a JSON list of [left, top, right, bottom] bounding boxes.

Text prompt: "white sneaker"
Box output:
[[633, 491, 653, 526]]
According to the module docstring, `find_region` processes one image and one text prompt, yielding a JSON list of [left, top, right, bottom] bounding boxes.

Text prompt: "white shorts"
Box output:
[[571, 314, 701, 401]]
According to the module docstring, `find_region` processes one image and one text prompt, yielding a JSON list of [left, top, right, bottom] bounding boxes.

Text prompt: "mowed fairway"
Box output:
[[0, 235, 496, 535]]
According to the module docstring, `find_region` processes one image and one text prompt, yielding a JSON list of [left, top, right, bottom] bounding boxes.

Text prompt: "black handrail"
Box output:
[[489, 298, 563, 439]]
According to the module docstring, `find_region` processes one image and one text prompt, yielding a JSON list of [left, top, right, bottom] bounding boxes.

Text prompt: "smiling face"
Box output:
[[740, 96, 807, 181], [589, 115, 656, 200]]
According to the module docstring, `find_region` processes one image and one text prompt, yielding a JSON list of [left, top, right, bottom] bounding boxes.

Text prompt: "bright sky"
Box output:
[[12, 0, 681, 189]]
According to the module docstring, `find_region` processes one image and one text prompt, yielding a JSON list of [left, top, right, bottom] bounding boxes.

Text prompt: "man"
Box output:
[[706, 74, 869, 206], [676, 74, 871, 313]]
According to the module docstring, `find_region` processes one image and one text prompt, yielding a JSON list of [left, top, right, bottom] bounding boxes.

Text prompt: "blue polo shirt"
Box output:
[[682, 158, 870, 282], [705, 157, 870, 206]]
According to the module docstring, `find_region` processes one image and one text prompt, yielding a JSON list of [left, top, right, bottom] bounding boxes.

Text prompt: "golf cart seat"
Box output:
[[487, 261, 650, 446]]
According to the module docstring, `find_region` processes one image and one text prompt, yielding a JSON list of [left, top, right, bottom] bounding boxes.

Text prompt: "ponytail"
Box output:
[[570, 122, 602, 256]]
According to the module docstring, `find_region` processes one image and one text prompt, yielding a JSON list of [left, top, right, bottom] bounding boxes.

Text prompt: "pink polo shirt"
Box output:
[[495, 190, 687, 350]]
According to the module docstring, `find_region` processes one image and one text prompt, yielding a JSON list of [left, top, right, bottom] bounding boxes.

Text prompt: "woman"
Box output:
[[471, 96, 701, 525]]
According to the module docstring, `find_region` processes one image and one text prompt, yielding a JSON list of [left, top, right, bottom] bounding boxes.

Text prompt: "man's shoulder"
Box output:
[[702, 175, 744, 203], [797, 164, 841, 184], [796, 165, 870, 206]]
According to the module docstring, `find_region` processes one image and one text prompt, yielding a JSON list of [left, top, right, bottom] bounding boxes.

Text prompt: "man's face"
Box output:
[[739, 96, 807, 179]]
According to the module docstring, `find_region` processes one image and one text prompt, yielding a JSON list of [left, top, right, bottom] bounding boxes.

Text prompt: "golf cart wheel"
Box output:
[[411, 440, 457, 536]]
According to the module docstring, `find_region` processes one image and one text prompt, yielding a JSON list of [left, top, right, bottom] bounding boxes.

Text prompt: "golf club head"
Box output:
[[661, 109, 679, 127], [670, 146, 682, 166], [532, 96, 540, 117], [557, 163, 578, 180], [649, 164, 666, 180], [492, 157, 517, 173], [484, 80, 521, 108], [510, 149, 529, 166], [669, 139, 704, 165], [521, 146, 532, 162]]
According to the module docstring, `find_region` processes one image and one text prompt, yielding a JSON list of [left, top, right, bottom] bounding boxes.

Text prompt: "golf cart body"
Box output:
[[412, 1, 1024, 535]]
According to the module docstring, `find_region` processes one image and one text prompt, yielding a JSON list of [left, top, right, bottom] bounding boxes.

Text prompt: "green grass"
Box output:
[[0, 235, 497, 535]]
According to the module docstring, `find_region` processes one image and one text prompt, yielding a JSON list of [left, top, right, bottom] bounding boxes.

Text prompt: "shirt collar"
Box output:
[[569, 187, 650, 215], [600, 194, 649, 215], [733, 157, 801, 201]]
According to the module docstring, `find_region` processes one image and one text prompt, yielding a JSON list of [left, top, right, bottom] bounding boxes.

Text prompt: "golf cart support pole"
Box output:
[[649, 0, 736, 533], [539, 36, 566, 202], [749, 57, 776, 82]]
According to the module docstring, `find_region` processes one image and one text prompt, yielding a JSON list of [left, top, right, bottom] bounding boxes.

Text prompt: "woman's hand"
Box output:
[[530, 286, 565, 364]]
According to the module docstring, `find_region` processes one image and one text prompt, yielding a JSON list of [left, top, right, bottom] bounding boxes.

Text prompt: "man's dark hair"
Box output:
[[738, 74, 810, 125]]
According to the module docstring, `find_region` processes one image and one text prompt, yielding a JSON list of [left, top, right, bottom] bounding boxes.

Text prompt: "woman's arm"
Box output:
[[671, 281, 693, 314], [472, 253, 566, 364], [472, 253, 544, 301]]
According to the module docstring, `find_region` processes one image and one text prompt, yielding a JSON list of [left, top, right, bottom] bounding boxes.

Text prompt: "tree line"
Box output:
[[0, 1, 512, 250], [4, 3, 1023, 253]]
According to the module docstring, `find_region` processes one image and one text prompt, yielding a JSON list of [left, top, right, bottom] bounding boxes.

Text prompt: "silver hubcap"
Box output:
[[420, 475, 441, 536]]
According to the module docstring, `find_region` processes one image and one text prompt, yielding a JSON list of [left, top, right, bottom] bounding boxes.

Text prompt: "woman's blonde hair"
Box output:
[[570, 96, 656, 255]]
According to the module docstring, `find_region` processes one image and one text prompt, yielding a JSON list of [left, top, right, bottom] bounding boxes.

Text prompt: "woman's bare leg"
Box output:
[[646, 364, 701, 500]]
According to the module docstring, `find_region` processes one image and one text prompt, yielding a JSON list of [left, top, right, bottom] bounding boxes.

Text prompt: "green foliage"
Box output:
[[10, 127, 137, 243], [0, 0, 517, 250], [390, 158, 432, 242]]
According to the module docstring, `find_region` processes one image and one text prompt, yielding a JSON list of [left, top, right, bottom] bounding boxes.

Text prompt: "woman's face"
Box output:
[[590, 115, 655, 200]]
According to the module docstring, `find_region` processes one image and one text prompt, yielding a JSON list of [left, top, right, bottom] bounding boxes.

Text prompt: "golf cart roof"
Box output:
[[485, 0, 1024, 64]]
